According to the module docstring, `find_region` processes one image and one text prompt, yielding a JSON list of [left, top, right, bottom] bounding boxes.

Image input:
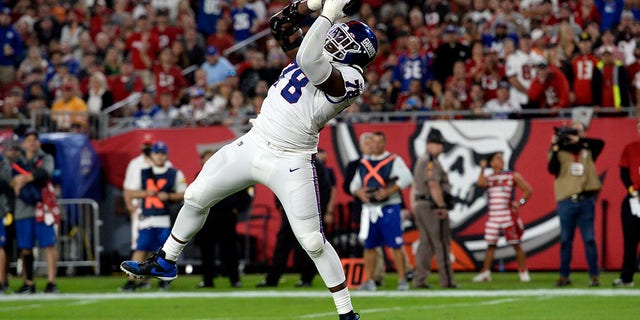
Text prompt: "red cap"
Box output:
[[141, 132, 156, 145]]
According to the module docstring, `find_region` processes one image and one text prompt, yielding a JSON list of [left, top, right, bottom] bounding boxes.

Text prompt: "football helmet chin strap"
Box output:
[[296, 16, 333, 85]]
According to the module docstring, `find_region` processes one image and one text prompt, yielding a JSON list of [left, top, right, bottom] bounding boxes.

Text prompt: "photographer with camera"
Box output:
[[548, 121, 604, 287], [349, 131, 413, 291], [411, 128, 458, 289]]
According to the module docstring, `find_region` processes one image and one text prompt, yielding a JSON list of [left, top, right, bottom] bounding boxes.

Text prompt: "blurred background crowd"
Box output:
[[0, 0, 638, 139]]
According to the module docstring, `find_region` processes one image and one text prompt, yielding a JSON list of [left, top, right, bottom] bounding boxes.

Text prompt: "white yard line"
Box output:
[[0, 289, 639, 302]]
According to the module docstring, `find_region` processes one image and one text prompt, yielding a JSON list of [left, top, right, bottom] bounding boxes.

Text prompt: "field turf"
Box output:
[[0, 271, 638, 319]]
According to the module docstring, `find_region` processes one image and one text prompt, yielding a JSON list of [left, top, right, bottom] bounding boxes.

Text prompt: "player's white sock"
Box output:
[[162, 203, 208, 261], [331, 287, 353, 315]]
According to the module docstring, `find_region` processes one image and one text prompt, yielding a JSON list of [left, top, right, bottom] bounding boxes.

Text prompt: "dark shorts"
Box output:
[[363, 204, 404, 249], [136, 227, 171, 252], [16, 218, 56, 249]]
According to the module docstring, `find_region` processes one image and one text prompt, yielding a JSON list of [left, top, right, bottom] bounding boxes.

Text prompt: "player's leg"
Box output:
[[474, 218, 498, 282], [269, 153, 354, 317], [121, 135, 256, 280]]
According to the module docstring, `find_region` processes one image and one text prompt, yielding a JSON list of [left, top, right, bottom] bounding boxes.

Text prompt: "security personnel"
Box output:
[[350, 131, 413, 291], [121, 141, 186, 291], [613, 120, 640, 287], [548, 121, 604, 287], [412, 128, 458, 289]]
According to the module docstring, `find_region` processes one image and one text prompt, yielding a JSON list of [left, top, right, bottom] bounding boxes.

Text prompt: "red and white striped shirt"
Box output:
[[486, 171, 515, 220]]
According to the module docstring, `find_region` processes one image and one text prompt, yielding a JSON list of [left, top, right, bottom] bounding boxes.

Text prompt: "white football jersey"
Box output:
[[506, 50, 542, 106], [251, 62, 364, 153]]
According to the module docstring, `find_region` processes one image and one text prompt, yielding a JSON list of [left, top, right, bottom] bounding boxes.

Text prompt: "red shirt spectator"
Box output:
[[151, 9, 182, 50], [528, 62, 571, 109], [109, 61, 144, 104], [153, 48, 187, 103], [207, 19, 235, 55], [125, 15, 160, 71], [571, 52, 599, 106]]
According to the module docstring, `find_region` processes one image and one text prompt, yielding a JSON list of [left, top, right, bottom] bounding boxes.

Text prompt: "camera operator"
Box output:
[[548, 121, 604, 287]]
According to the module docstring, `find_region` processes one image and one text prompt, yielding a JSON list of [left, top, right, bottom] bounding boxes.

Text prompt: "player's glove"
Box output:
[[306, 0, 323, 11], [342, 0, 361, 16], [321, 0, 349, 22]]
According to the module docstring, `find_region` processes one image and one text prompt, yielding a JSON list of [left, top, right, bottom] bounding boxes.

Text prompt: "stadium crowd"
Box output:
[[0, 0, 638, 137]]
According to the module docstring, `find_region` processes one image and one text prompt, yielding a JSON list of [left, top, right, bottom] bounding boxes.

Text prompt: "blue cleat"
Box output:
[[120, 250, 177, 281], [339, 311, 360, 320]]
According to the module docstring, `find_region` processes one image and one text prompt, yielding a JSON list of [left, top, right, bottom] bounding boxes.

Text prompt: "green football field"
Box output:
[[1, 272, 639, 319]]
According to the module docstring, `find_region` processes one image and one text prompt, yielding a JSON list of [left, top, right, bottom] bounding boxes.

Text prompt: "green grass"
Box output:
[[1, 272, 639, 319]]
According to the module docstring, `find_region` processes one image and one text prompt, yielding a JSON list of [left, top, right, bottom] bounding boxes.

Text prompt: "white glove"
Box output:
[[307, 0, 323, 11], [321, 0, 349, 22]]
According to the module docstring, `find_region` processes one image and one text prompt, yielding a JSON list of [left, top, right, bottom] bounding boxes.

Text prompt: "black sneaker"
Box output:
[[17, 283, 36, 294], [556, 277, 572, 287], [120, 250, 177, 281], [197, 281, 214, 288], [0, 282, 9, 294], [339, 311, 360, 320], [158, 280, 171, 291], [120, 280, 137, 292], [44, 282, 59, 293]]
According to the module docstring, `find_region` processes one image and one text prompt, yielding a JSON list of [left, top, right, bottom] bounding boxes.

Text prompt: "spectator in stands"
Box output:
[[221, 89, 251, 127], [433, 24, 471, 85], [196, 0, 227, 36], [16, 45, 49, 84], [103, 47, 123, 76], [481, 80, 521, 119], [391, 36, 433, 98], [0, 6, 24, 87], [491, 0, 528, 36], [231, 0, 259, 44], [596, 28, 625, 62], [575, 0, 601, 29], [627, 44, 640, 108], [33, 13, 61, 49], [201, 45, 236, 89], [571, 32, 599, 107], [596, 0, 624, 32], [153, 91, 180, 128], [108, 59, 145, 117], [615, 11, 636, 66], [528, 59, 571, 111], [1, 95, 27, 121], [445, 61, 471, 109], [180, 25, 206, 68], [238, 49, 273, 98], [133, 90, 160, 128], [60, 8, 85, 49], [51, 81, 89, 132], [126, 13, 160, 87], [506, 34, 541, 110], [154, 47, 187, 105], [84, 71, 114, 116], [206, 19, 234, 58], [6, 129, 58, 294], [152, 8, 181, 50], [170, 40, 191, 70], [121, 140, 186, 291], [592, 45, 631, 112], [176, 87, 223, 126]]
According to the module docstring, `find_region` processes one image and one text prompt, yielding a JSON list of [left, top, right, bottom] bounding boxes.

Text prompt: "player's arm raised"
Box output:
[[296, 0, 351, 97]]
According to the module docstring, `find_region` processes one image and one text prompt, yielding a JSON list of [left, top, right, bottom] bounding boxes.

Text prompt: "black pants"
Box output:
[[264, 210, 316, 285], [196, 209, 240, 286], [620, 195, 640, 283]]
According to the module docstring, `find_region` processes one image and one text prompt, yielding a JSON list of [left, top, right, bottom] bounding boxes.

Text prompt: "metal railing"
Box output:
[[9, 198, 103, 276]]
